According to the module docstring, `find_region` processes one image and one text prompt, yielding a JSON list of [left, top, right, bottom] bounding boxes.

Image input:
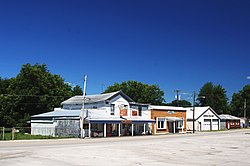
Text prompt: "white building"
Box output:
[[31, 91, 154, 137], [186, 106, 220, 131]]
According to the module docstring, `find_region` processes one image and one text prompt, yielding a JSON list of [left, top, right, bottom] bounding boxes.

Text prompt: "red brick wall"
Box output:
[[151, 109, 186, 134]]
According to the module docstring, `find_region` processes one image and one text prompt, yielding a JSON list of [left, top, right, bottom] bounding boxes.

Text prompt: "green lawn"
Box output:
[[1, 132, 72, 141]]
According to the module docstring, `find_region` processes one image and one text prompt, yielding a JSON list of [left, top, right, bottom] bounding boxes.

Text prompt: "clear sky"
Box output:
[[0, 0, 249, 103]]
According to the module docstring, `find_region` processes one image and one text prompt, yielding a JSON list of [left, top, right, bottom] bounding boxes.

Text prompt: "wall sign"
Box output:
[[168, 111, 174, 115]]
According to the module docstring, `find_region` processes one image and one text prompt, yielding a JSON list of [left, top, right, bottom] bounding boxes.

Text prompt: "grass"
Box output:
[[0, 132, 76, 141]]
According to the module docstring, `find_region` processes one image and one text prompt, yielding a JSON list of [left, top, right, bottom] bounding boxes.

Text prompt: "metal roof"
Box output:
[[31, 109, 80, 118], [219, 114, 241, 120], [61, 91, 133, 105]]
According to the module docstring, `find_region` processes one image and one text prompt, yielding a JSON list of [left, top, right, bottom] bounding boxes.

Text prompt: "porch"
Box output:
[[85, 119, 154, 138]]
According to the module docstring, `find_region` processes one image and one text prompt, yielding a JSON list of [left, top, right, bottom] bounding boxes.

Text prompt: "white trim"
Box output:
[[156, 117, 166, 129]]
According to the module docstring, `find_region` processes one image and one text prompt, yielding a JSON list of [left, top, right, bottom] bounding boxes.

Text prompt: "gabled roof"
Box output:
[[186, 106, 220, 120], [219, 114, 241, 120], [149, 105, 187, 111], [61, 91, 134, 105]]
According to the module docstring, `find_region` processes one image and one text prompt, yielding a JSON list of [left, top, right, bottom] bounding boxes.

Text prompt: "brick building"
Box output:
[[149, 106, 186, 134]]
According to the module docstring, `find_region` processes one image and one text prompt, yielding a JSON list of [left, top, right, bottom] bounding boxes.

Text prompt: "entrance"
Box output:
[[167, 121, 174, 133]]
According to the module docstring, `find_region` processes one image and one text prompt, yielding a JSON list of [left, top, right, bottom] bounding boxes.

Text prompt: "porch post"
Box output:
[[132, 123, 134, 136], [154, 122, 157, 134], [181, 121, 184, 133], [143, 123, 146, 135], [118, 123, 121, 136], [88, 122, 91, 138], [173, 121, 176, 134], [104, 123, 107, 137]]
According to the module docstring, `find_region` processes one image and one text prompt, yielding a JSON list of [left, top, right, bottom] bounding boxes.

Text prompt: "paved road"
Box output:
[[1, 129, 250, 166]]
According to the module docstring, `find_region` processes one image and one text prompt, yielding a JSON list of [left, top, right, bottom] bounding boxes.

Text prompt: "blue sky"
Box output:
[[0, 0, 249, 103]]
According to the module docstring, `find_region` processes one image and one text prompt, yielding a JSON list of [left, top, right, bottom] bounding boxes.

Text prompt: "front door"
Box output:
[[167, 121, 174, 133]]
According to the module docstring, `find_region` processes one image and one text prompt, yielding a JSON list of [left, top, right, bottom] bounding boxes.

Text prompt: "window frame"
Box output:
[[157, 117, 166, 129], [110, 104, 115, 115], [138, 106, 142, 116], [176, 120, 183, 129]]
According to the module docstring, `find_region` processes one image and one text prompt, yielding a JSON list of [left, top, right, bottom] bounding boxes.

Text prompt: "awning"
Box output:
[[88, 118, 155, 124], [88, 118, 123, 124], [131, 119, 155, 123], [165, 117, 183, 121]]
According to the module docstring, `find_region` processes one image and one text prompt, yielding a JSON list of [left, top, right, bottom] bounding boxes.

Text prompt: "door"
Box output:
[[212, 119, 219, 130], [203, 119, 211, 131]]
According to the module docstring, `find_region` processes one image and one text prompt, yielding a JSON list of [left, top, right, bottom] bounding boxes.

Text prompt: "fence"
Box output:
[[0, 127, 80, 141]]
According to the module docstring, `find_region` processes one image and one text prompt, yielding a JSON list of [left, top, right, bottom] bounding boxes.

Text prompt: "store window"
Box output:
[[177, 121, 183, 129], [157, 118, 166, 129]]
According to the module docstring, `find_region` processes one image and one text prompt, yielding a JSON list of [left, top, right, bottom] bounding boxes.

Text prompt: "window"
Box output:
[[111, 104, 115, 115], [138, 106, 142, 116], [177, 121, 183, 129], [157, 118, 166, 129]]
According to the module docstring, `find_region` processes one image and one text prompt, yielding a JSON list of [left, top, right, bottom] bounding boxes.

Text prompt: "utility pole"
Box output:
[[80, 75, 87, 139], [174, 90, 181, 106], [244, 98, 247, 118], [193, 90, 196, 133]]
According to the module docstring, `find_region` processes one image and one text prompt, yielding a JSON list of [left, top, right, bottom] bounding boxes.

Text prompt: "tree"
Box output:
[[166, 100, 192, 107], [103, 80, 165, 105], [230, 85, 250, 117], [72, 85, 83, 95], [0, 63, 78, 127], [197, 82, 228, 114]]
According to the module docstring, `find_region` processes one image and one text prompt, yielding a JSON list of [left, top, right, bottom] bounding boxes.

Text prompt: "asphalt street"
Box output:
[[1, 129, 250, 166]]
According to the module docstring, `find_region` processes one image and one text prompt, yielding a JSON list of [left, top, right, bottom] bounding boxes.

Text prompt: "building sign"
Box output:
[[122, 120, 132, 124], [168, 111, 174, 115], [120, 110, 127, 116], [132, 110, 138, 116], [119, 104, 128, 116], [203, 115, 214, 117]]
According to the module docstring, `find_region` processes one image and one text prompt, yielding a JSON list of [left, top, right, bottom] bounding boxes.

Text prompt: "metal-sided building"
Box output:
[[186, 106, 220, 131], [219, 114, 241, 129], [31, 91, 154, 137]]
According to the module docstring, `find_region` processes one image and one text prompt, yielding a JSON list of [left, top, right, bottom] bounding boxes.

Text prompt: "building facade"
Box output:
[[186, 107, 220, 131], [219, 114, 241, 129], [149, 106, 186, 134], [31, 91, 154, 137]]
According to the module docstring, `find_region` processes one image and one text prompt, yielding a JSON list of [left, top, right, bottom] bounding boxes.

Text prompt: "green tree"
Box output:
[[166, 100, 192, 107], [103, 80, 165, 105], [230, 85, 250, 117], [197, 82, 228, 114], [0, 63, 77, 127], [72, 85, 83, 95]]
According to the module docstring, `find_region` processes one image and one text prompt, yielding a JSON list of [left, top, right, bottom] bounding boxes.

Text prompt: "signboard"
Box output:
[[168, 111, 175, 115], [203, 115, 214, 117], [132, 110, 138, 116], [122, 120, 132, 124], [120, 110, 127, 116]]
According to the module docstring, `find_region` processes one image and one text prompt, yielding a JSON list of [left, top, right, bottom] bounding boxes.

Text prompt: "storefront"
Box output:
[[149, 106, 186, 134], [86, 118, 154, 137]]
